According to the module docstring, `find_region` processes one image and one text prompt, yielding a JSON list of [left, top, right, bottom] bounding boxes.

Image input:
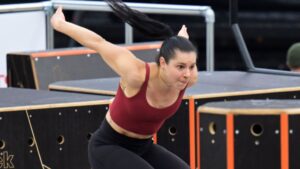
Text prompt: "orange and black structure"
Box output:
[[196, 99, 300, 169], [158, 71, 300, 169], [0, 88, 112, 169], [48, 71, 300, 169], [7, 42, 161, 90]]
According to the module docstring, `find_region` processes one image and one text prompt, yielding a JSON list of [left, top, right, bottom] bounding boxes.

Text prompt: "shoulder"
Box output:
[[122, 62, 148, 88], [128, 62, 158, 88]]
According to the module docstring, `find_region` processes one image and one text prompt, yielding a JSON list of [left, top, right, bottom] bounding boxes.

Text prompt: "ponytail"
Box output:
[[105, 0, 174, 38]]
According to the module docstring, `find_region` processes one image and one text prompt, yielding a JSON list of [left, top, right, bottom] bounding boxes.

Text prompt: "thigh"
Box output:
[[89, 144, 155, 169], [142, 144, 190, 169]]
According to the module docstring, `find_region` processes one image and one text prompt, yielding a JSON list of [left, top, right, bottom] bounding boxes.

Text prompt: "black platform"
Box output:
[[48, 71, 300, 168], [0, 88, 112, 169], [197, 99, 300, 169], [200, 99, 300, 110], [49, 71, 300, 97], [7, 42, 160, 90]]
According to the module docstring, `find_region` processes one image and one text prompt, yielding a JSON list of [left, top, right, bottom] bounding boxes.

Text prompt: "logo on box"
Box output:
[[0, 151, 14, 169]]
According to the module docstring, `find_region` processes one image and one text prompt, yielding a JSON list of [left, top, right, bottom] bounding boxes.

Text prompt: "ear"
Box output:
[[159, 57, 167, 67]]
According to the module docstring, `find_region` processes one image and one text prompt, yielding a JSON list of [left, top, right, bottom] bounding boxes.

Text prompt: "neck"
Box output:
[[156, 67, 173, 92]]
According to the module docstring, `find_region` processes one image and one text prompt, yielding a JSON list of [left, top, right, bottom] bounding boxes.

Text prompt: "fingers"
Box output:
[[53, 6, 63, 15], [178, 24, 189, 39], [180, 25, 187, 32], [51, 6, 66, 30], [58, 5, 63, 11], [56, 5, 63, 14]]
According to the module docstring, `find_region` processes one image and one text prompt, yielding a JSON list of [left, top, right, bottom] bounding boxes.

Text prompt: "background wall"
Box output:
[[0, 11, 46, 87], [2, 0, 300, 85], [50, 0, 300, 71]]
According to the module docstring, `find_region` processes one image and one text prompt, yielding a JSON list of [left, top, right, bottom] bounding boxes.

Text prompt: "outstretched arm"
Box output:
[[51, 6, 145, 87]]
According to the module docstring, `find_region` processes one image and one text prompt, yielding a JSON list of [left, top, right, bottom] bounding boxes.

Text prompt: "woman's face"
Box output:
[[160, 50, 197, 90]]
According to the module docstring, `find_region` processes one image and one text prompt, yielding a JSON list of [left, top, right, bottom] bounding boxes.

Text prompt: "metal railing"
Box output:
[[0, 1, 215, 71]]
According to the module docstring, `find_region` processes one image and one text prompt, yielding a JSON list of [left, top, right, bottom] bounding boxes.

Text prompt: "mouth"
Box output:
[[179, 81, 188, 85]]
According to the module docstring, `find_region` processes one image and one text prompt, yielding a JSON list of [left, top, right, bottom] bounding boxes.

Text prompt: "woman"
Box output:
[[51, 1, 198, 168]]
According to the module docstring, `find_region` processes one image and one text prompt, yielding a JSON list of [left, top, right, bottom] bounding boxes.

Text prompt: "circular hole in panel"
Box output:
[[0, 140, 5, 149], [57, 135, 65, 145], [250, 123, 264, 137], [28, 137, 35, 147], [168, 126, 177, 136], [209, 122, 217, 135]]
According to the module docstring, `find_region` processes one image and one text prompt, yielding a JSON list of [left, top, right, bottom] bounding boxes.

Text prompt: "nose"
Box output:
[[184, 69, 191, 78]]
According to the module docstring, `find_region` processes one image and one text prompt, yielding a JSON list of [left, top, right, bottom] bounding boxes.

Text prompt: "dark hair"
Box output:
[[157, 36, 197, 65], [105, 0, 197, 64], [105, 0, 173, 38]]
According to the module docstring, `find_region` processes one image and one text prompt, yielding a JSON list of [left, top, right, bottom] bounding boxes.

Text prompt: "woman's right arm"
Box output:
[[51, 6, 145, 87]]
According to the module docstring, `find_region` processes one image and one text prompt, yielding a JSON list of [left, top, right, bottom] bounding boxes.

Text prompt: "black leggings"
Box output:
[[88, 119, 190, 169]]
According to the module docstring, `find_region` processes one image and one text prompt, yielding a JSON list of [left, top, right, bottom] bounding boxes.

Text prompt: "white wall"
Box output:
[[0, 11, 46, 87]]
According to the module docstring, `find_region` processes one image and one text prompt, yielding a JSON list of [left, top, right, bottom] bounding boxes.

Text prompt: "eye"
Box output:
[[177, 65, 185, 70]]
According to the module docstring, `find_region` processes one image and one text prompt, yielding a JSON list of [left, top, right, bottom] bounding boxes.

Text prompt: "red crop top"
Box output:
[[109, 63, 185, 135]]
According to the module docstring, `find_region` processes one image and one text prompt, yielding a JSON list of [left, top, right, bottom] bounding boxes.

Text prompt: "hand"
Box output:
[[177, 25, 189, 39], [51, 6, 66, 30]]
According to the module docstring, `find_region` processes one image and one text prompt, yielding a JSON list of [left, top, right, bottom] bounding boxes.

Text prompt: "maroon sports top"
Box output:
[[109, 63, 185, 135]]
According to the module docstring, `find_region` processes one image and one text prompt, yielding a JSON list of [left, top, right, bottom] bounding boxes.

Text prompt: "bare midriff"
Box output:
[[106, 111, 153, 139]]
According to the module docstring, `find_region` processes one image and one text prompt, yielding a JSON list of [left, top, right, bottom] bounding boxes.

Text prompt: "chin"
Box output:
[[177, 84, 187, 90]]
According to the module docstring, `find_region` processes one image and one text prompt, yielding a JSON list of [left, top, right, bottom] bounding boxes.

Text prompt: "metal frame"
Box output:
[[0, 1, 215, 71], [229, 0, 300, 76], [0, 1, 53, 49]]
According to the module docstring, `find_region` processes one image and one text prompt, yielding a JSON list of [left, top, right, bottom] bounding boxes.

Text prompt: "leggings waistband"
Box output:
[[95, 118, 152, 146]]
